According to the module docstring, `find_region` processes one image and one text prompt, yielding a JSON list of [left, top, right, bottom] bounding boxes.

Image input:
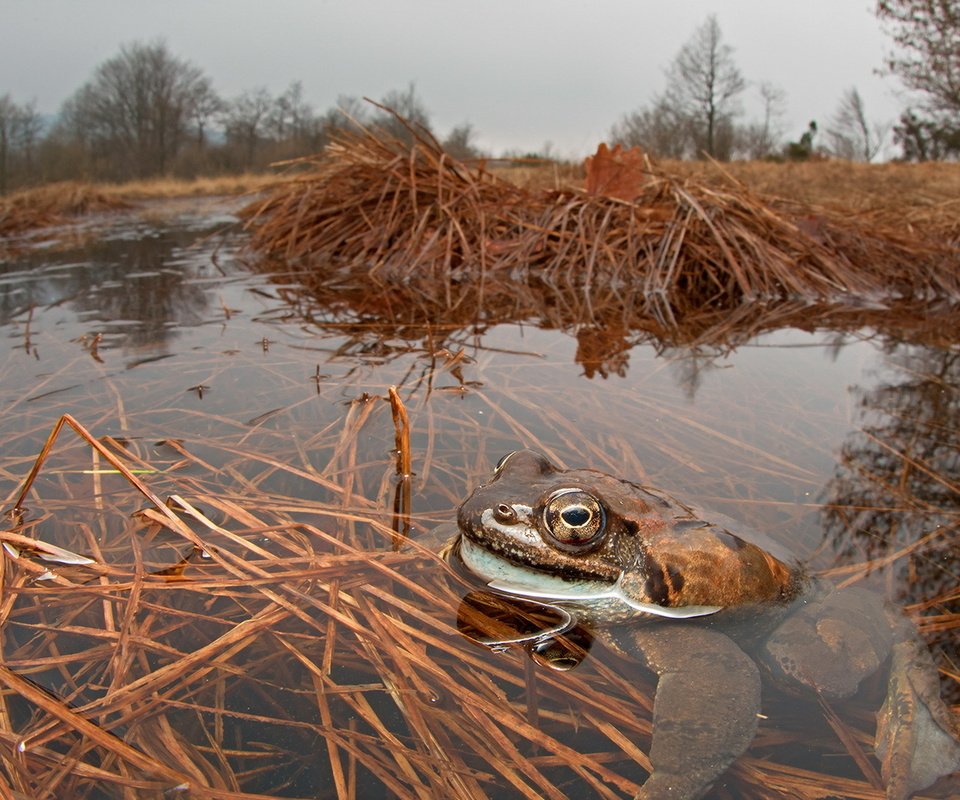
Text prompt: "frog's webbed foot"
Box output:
[[614, 624, 761, 800], [875, 623, 960, 800]]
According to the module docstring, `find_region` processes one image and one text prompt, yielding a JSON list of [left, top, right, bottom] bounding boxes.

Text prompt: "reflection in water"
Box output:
[[575, 324, 631, 379], [1, 217, 222, 353], [820, 343, 960, 658], [260, 261, 960, 390]]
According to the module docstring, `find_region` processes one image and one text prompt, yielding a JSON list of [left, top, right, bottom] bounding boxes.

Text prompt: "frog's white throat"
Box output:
[[458, 535, 721, 620]]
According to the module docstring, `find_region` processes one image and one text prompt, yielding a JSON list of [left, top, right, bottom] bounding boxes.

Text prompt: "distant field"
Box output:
[[494, 157, 960, 240], [89, 172, 283, 199], [4, 159, 960, 242], [667, 159, 960, 217], [0, 175, 282, 237], [497, 158, 960, 210]]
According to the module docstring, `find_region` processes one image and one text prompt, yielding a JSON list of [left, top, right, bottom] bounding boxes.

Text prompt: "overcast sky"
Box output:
[[3, 0, 905, 157]]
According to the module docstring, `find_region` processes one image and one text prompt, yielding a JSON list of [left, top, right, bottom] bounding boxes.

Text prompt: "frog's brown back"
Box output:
[[609, 490, 803, 613]]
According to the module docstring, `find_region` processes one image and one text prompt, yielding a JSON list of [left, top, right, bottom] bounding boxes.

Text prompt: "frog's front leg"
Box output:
[[611, 623, 761, 800]]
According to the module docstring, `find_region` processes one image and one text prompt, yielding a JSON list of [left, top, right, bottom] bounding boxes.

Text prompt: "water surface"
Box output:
[[0, 201, 956, 798]]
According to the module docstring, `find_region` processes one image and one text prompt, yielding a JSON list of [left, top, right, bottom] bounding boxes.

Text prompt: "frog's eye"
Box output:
[[542, 488, 606, 551]]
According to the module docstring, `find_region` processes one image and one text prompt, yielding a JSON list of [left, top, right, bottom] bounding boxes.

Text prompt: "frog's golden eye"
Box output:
[[542, 488, 606, 551]]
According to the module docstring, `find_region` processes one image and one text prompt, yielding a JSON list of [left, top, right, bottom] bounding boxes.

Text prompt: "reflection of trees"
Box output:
[[1, 227, 211, 351], [820, 343, 959, 619]]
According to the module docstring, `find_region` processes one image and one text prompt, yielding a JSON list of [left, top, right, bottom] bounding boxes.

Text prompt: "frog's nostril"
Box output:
[[494, 503, 518, 524]]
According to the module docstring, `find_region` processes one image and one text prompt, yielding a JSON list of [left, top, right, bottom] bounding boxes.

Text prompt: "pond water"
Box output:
[[0, 200, 957, 799]]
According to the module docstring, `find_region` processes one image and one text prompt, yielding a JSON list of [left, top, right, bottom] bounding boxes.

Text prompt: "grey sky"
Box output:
[[3, 0, 904, 157]]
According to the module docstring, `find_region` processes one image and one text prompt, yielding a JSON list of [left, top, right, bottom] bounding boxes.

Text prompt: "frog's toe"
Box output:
[[875, 635, 960, 800]]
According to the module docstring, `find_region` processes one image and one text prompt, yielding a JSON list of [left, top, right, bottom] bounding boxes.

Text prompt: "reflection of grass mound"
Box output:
[[241, 125, 960, 313], [0, 181, 131, 237]]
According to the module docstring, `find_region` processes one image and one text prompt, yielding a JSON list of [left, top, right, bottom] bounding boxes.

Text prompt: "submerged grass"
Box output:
[[0, 376, 956, 799]]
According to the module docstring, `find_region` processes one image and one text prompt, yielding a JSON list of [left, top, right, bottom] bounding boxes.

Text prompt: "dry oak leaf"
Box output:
[[584, 143, 650, 201]]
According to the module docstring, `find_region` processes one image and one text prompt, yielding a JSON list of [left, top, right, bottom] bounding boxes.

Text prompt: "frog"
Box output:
[[451, 449, 960, 800]]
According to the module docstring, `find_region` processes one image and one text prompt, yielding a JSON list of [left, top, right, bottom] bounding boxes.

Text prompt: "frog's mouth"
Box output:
[[457, 536, 721, 620]]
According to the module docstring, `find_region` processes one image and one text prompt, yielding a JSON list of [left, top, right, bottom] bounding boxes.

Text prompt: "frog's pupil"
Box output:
[[561, 506, 591, 527]]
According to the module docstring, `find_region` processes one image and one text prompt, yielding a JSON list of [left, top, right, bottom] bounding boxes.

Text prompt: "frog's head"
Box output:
[[456, 450, 799, 623]]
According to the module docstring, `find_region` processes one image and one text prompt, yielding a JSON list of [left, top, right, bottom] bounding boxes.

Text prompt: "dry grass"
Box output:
[[668, 159, 960, 209], [93, 173, 284, 200], [0, 174, 282, 240], [0, 413, 662, 800], [0, 182, 132, 237], [664, 159, 960, 245], [489, 160, 585, 192], [495, 157, 960, 237], [240, 126, 960, 325]]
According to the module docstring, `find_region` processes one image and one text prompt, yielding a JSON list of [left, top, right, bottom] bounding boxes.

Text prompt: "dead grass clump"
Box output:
[[0, 181, 131, 237], [241, 125, 960, 314]]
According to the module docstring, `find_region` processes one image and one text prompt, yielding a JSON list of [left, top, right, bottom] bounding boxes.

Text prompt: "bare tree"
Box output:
[[187, 77, 225, 151], [59, 40, 216, 179], [0, 95, 43, 193], [373, 83, 434, 144], [314, 95, 363, 136], [664, 15, 747, 159], [614, 16, 747, 160], [825, 87, 888, 161], [876, 0, 960, 122], [222, 88, 273, 168], [610, 96, 691, 158], [442, 122, 482, 159], [0, 94, 19, 193], [893, 107, 960, 159], [737, 82, 787, 159], [267, 81, 314, 142]]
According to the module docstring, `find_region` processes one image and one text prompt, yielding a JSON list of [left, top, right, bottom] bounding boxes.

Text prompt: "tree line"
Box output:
[[0, 41, 481, 194], [1, 0, 958, 194], [610, 7, 949, 163]]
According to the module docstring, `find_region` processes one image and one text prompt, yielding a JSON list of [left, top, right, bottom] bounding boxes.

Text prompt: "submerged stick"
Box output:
[[388, 386, 412, 479], [388, 386, 412, 541]]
